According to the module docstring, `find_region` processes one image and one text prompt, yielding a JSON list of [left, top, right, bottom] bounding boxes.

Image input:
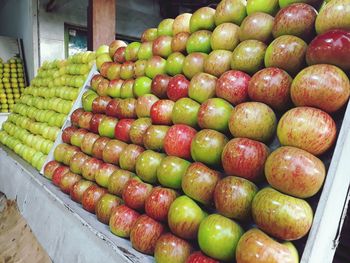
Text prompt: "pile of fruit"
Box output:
[[0, 57, 26, 112], [0, 52, 96, 170], [44, 0, 350, 262]]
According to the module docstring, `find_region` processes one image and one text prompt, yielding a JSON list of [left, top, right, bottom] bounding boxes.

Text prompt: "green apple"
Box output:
[[135, 150, 166, 183], [172, 98, 200, 127], [190, 7, 216, 33], [165, 52, 185, 76], [247, 0, 279, 15], [158, 18, 174, 36], [186, 30, 212, 54], [157, 156, 191, 189], [133, 76, 152, 97], [98, 117, 118, 138], [137, 42, 153, 60], [214, 0, 247, 25], [82, 93, 98, 112]]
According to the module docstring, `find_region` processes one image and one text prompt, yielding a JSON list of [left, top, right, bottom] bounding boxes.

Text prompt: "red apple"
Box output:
[[183, 52, 208, 80], [71, 108, 84, 127], [102, 139, 127, 164], [114, 119, 135, 143], [129, 117, 152, 145], [78, 111, 94, 130], [89, 113, 105, 134], [82, 185, 108, 213], [135, 94, 159, 118], [172, 32, 190, 53], [95, 193, 123, 224], [222, 138, 269, 182], [188, 73, 217, 103], [106, 98, 122, 117], [277, 107, 337, 155], [59, 172, 82, 194], [81, 132, 99, 155], [113, 46, 126, 63], [52, 165, 69, 186], [70, 152, 90, 174], [116, 98, 137, 119], [108, 169, 136, 196], [81, 157, 102, 181], [150, 99, 174, 125], [167, 74, 190, 101], [145, 187, 178, 222], [62, 126, 78, 144], [70, 179, 95, 203], [100, 62, 113, 78], [109, 39, 127, 58], [186, 251, 219, 263], [91, 136, 110, 159], [90, 75, 105, 91], [164, 124, 197, 160], [119, 144, 145, 172], [109, 205, 140, 237], [95, 163, 118, 188], [43, 160, 62, 180], [122, 178, 153, 211], [151, 74, 171, 98]]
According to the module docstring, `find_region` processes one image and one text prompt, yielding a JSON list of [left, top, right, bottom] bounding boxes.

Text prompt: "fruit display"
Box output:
[[13, 0, 350, 262], [0, 57, 26, 112], [0, 52, 95, 170]]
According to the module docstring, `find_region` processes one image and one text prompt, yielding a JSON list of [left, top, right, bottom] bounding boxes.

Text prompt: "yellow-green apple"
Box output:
[[172, 98, 200, 127], [167, 74, 190, 101], [95, 163, 118, 187], [52, 166, 69, 186], [186, 251, 219, 263], [222, 138, 269, 182], [164, 124, 197, 160], [62, 145, 80, 166], [229, 102, 276, 142], [134, 59, 147, 77], [78, 111, 94, 130], [166, 52, 185, 76], [120, 61, 135, 80], [182, 52, 208, 79], [306, 29, 350, 71], [81, 132, 99, 155], [119, 144, 145, 172], [109, 39, 127, 58], [182, 162, 222, 205], [129, 117, 152, 145], [236, 228, 299, 263], [114, 119, 135, 143], [136, 94, 159, 118], [265, 146, 326, 198], [70, 152, 91, 174], [189, 73, 217, 103], [168, 195, 207, 240], [215, 0, 247, 26], [198, 214, 243, 261], [83, 93, 98, 112], [109, 205, 140, 237], [157, 156, 191, 189], [211, 23, 240, 51], [62, 126, 78, 144], [151, 74, 171, 98], [291, 64, 350, 113], [145, 187, 178, 222], [231, 40, 267, 74], [89, 113, 105, 134], [214, 176, 258, 220], [204, 50, 233, 77], [108, 169, 136, 196], [197, 98, 233, 133], [90, 75, 105, 91], [135, 150, 165, 183], [190, 7, 216, 33], [95, 193, 123, 224], [125, 42, 141, 62], [96, 78, 110, 96], [43, 160, 62, 180], [150, 99, 174, 125], [173, 13, 192, 35], [277, 106, 337, 155], [113, 46, 126, 63], [116, 98, 137, 119], [81, 157, 102, 181], [158, 18, 174, 36], [239, 12, 274, 43], [59, 172, 82, 194], [134, 76, 152, 98], [138, 41, 153, 60], [141, 28, 158, 42], [91, 137, 110, 159], [82, 185, 108, 213], [71, 108, 84, 127], [172, 32, 190, 53], [98, 116, 118, 138], [191, 129, 228, 166], [122, 177, 153, 211], [153, 36, 172, 58], [102, 139, 127, 164], [96, 53, 112, 71], [120, 79, 135, 98], [130, 215, 164, 255], [143, 125, 170, 151], [252, 187, 313, 240], [145, 56, 167, 79], [247, 0, 279, 15], [186, 30, 212, 54], [70, 179, 95, 203], [107, 79, 123, 98]]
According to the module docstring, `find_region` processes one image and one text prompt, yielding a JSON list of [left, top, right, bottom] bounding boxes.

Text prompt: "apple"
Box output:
[[182, 162, 221, 205], [125, 42, 141, 62], [137, 41, 153, 60], [135, 150, 165, 183], [151, 74, 170, 98], [198, 214, 243, 261], [141, 28, 158, 42], [145, 187, 178, 222], [236, 228, 299, 263], [98, 116, 118, 138], [191, 129, 228, 166], [315, 0, 350, 35], [211, 23, 240, 51], [291, 64, 350, 113], [190, 7, 216, 33], [129, 117, 152, 145], [277, 107, 337, 155], [96, 78, 109, 96], [95, 163, 118, 187], [136, 94, 159, 118], [81, 132, 99, 155], [186, 30, 212, 54], [43, 160, 62, 180], [59, 172, 82, 194], [122, 178, 153, 211], [62, 126, 77, 144], [107, 79, 123, 98], [166, 52, 185, 76], [89, 113, 105, 134], [248, 67, 292, 111], [167, 74, 190, 102], [83, 93, 98, 112], [96, 44, 109, 55], [109, 205, 140, 237], [272, 3, 317, 40], [173, 13, 192, 35], [157, 156, 191, 189], [252, 187, 313, 240], [214, 176, 258, 220], [130, 215, 164, 255], [231, 40, 267, 75], [120, 79, 135, 99], [52, 166, 70, 186], [62, 146, 80, 166], [100, 62, 113, 78], [153, 36, 172, 58], [239, 12, 274, 43], [189, 73, 217, 103], [82, 185, 108, 213], [113, 46, 126, 63], [90, 75, 105, 91], [102, 139, 127, 164], [108, 169, 136, 196], [143, 125, 169, 151], [78, 111, 94, 130], [247, 0, 279, 15], [133, 76, 153, 98], [150, 99, 174, 125], [158, 18, 174, 36], [265, 35, 307, 75], [114, 119, 135, 143], [120, 61, 135, 80], [172, 98, 200, 127], [91, 137, 110, 159], [214, 0, 247, 25], [96, 53, 112, 70], [197, 98, 233, 133], [265, 146, 326, 198], [116, 98, 137, 119], [186, 251, 219, 263], [71, 108, 84, 127], [204, 50, 233, 77], [70, 152, 90, 174], [182, 52, 208, 79], [95, 193, 123, 224], [145, 56, 167, 79], [168, 195, 206, 240], [155, 233, 193, 263], [222, 138, 269, 182], [279, 0, 321, 8], [164, 124, 197, 160], [119, 144, 145, 172], [172, 32, 190, 53], [70, 179, 95, 203], [109, 39, 127, 58], [70, 129, 89, 148], [134, 59, 147, 77], [81, 157, 102, 181]]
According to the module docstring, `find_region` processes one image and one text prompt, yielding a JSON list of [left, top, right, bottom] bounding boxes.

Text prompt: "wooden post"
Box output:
[[88, 0, 116, 51]]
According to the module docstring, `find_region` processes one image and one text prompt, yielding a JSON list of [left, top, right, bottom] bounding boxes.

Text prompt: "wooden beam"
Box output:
[[88, 0, 116, 51]]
